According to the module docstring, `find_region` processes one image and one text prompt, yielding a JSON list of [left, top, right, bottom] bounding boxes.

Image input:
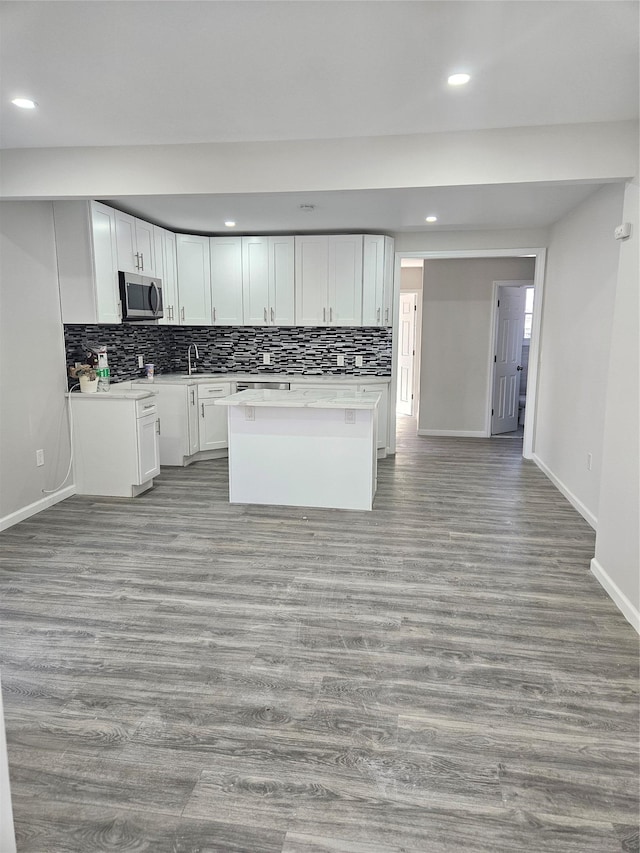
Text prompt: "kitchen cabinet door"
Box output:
[[243, 236, 295, 326], [157, 227, 179, 325], [177, 234, 212, 325], [359, 382, 388, 451], [328, 235, 363, 326], [362, 235, 385, 326], [295, 235, 329, 325], [136, 411, 161, 483], [54, 200, 121, 325], [210, 237, 243, 325], [198, 384, 231, 451], [270, 235, 295, 325], [115, 211, 157, 276], [187, 385, 200, 455], [242, 236, 270, 325], [383, 236, 395, 327]]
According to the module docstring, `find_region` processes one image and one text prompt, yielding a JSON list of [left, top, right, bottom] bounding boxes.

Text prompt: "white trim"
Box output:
[[418, 429, 486, 438], [0, 485, 75, 532], [531, 453, 597, 529], [590, 557, 640, 634]]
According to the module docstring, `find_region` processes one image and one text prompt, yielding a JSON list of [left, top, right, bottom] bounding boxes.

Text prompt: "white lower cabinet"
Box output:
[[70, 395, 160, 497], [198, 384, 230, 451], [151, 381, 233, 465]]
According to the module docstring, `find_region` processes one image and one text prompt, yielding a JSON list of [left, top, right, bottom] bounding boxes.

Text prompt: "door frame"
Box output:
[[390, 248, 546, 459], [486, 280, 533, 438]]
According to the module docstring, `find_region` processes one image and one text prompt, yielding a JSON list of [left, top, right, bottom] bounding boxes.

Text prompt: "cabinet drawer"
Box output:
[[136, 398, 158, 418], [197, 383, 231, 400]]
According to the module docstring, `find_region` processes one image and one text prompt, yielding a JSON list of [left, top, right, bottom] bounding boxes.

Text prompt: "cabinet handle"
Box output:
[[264, 307, 267, 323], [181, 307, 185, 322], [270, 307, 274, 323], [213, 307, 217, 322], [201, 403, 205, 417], [190, 389, 195, 405], [377, 307, 380, 323], [323, 307, 326, 322], [385, 308, 389, 324], [143, 404, 155, 410], [329, 307, 333, 322], [139, 252, 144, 270], [156, 418, 161, 435]]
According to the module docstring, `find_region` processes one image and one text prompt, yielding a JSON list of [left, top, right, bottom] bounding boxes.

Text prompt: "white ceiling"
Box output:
[[101, 183, 604, 235], [1, 0, 638, 233]]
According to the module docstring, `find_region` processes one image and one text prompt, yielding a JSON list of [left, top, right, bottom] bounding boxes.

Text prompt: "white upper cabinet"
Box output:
[[210, 237, 243, 325], [115, 210, 157, 276], [176, 234, 212, 325], [328, 235, 363, 326], [242, 236, 295, 326], [295, 235, 329, 325], [155, 227, 179, 325], [295, 235, 363, 326], [383, 236, 395, 327], [362, 235, 395, 326], [54, 200, 122, 324]]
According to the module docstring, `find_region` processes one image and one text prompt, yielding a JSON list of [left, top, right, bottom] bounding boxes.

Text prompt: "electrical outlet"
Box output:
[[262, 353, 271, 365], [587, 452, 593, 471], [336, 354, 345, 367], [345, 409, 356, 424], [137, 355, 144, 368], [355, 355, 363, 368], [245, 406, 255, 421], [36, 449, 44, 467]]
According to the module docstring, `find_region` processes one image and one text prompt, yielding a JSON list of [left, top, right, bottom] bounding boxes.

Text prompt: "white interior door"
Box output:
[[492, 284, 527, 434], [397, 292, 417, 415]]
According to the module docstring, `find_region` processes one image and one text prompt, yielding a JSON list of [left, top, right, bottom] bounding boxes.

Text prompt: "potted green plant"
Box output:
[[69, 364, 98, 393]]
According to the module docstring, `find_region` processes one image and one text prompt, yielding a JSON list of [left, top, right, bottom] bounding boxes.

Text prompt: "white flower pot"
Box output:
[[79, 376, 98, 393]]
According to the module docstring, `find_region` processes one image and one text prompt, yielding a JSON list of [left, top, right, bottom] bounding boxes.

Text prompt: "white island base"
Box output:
[[219, 390, 380, 511]]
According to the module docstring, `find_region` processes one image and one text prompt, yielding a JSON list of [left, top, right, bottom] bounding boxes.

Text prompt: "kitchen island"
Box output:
[[216, 388, 381, 510]]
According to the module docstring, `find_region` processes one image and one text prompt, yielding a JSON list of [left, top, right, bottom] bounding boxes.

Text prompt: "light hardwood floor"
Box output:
[[1, 415, 638, 852]]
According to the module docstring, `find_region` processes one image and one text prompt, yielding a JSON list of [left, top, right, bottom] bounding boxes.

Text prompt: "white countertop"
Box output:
[[133, 373, 391, 387], [215, 388, 382, 410], [67, 388, 155, 401]]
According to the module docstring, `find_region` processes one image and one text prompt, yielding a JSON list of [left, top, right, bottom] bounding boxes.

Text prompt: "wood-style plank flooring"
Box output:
[[1, 416, 638, 852]]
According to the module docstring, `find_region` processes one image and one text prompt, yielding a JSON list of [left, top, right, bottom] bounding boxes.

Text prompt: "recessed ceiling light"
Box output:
[[11, 97, 37, 109], [224, 220, 236, 227], [447, 73, 471, 86], [425, 216, 438, 223]]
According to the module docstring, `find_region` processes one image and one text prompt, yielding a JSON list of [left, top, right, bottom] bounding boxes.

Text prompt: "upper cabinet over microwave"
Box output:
[[115, 210, 157, 277]]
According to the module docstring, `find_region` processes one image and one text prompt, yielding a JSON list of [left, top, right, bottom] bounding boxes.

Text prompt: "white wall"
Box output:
[[533, 184, 625, 528], [419, 257, 535, 435], [591, 178, 639, 630], [400, 266, 423, 291], [0, 201, 72, 526], [0, 121, 637, 198]]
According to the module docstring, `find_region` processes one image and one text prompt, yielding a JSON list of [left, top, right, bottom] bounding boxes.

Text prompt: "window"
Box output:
[[523, 286, 534, 340]]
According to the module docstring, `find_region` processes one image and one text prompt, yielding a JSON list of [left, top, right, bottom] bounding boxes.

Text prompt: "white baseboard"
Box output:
[[418, 429, 487, 438], [0, 485, 76, 532], [591, 557, 640, 634], [531, 453, 597, 530]]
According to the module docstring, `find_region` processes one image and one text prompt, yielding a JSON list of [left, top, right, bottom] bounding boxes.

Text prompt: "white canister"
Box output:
[[79, 376, 98, 393]]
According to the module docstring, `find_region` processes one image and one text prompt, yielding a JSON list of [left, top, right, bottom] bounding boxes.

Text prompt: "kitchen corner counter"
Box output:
[[66, 388, 156, 401]]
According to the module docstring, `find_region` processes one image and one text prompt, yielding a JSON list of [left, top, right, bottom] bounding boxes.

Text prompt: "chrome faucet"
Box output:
[[187, 343, 200, 375]]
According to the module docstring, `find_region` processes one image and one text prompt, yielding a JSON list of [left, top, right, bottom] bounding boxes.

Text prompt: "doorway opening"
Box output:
[[389, 248, 546, 460]]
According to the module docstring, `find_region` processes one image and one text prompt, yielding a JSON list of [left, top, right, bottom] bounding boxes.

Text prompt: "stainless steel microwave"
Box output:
[[118, 272, 163, 320]]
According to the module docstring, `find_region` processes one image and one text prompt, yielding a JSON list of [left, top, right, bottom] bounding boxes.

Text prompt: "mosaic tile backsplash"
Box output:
[[64, 324, 393, 383]]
